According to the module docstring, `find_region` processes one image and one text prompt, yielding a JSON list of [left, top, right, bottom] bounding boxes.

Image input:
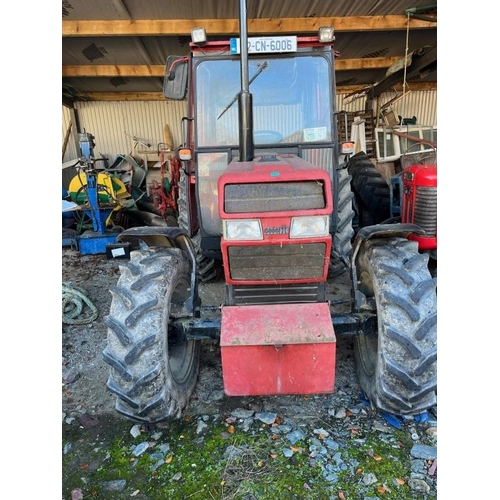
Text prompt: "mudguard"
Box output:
[[116, 226, 200, 316], [350, 223, 427, 310]]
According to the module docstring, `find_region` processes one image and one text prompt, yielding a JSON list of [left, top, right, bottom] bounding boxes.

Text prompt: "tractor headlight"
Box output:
[[290, 216, 329, 238], [223, 219, 263, 241]]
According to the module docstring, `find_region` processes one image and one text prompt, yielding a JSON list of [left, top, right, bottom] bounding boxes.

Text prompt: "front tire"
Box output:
[[103, 247, 200, 423], [354, 237, 437, 415]]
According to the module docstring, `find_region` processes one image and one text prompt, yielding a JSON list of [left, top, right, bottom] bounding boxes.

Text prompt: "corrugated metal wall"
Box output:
[[62, 90, 436, 163], [62, 106, 78, 162], [63, 100, 188, 164]]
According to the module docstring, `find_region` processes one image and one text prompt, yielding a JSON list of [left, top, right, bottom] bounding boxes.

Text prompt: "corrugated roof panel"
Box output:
[[63, 0, 436, 20], [62, 1, 436, 96]]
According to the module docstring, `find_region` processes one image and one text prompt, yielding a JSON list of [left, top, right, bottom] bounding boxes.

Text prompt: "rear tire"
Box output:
[[329, 166, 355, 277], [103, 247, 200, 423], [177, 170, 217, 283], [348, 152, 391, 228], [354, 237, 437, 415]]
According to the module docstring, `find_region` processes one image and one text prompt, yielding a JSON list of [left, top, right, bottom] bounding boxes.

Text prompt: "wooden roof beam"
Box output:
[[62, 57, 406, 77], [62, 15, 436, 37]]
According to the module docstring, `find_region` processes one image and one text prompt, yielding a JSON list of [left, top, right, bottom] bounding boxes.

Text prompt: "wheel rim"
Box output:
[[167, 276, 195, 384], [356, 269, 378, 377], [356, 334, 377, 377]]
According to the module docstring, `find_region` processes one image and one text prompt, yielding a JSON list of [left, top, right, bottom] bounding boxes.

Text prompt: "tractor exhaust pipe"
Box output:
[[238, 0, 254, 162]]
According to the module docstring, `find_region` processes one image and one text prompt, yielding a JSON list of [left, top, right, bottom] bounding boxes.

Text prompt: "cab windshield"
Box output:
[[194, 54, 332, 148]]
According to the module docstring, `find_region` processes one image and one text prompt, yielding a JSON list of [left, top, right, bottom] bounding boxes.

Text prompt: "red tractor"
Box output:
[[398, 144, 437, 278], [103, 2, 437, 424]]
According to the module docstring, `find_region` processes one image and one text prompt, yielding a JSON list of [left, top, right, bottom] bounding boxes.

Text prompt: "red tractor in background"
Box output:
[[398, 144, 437, 278], [103, 0, 437, 424]]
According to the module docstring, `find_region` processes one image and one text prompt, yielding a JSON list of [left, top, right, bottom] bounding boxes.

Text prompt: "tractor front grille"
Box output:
[[224, 181, 326, 213], [227, 242, 327, 281], [414, 186, 437, 236], [227, 283, 326, 306]]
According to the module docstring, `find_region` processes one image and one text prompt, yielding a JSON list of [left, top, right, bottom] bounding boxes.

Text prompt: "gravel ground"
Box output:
[[61, 247, 438, 499]]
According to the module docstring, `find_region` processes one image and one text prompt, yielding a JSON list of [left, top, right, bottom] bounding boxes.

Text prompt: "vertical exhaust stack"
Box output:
[[238, 0, 254, 162]]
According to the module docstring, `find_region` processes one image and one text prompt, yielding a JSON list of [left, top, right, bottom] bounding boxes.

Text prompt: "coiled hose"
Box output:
[[62, 282, 99, 325]]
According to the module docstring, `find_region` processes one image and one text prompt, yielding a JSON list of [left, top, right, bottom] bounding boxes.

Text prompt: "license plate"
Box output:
[[230, 36, 297, 54]]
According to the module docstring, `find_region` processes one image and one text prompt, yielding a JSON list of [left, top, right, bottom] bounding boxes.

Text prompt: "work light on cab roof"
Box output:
[[318, 26, 334, 42], [191, 27, 206, 46], [190, 26, 334, 45]]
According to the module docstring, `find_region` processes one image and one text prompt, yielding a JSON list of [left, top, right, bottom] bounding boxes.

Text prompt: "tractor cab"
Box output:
[[164, 27, 340, 261]]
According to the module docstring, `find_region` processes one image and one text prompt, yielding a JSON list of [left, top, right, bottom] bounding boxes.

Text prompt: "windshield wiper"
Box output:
[[217, 60, 268, 120]]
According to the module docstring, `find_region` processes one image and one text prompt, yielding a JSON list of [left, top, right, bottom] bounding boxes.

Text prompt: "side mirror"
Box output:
[[163, 55, 188, 100]]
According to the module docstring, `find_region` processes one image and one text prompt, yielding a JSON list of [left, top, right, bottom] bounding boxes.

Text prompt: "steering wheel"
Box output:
[[254, 130, 284, 144]]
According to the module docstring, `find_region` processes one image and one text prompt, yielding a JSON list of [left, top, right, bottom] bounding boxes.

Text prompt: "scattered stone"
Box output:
[[332, 451, 345, 467], [71, 488, 83, 500], [372, 420, 391, 432], [196, 419, 208, 434], [313, 428, 330, 438], [361, 473, 378, 485], [322, 464, 338, 482], [286, 429, 305, 445], [132, 442, 149, 457], [172, 472, 182, 481], [130, 424, 141, 438], [102, 480, 127, 492], [410, 459, 427, 474], [410, 444, 437, 460], [241, 418, 253, 432], [408, 478, 431, 493], [64, 442, 72, 454], [255, 412, 277, 425], [158, 443, 170, 454], [277, 424, 293, 433], [425, 426, 437, 438], [428, 459, 437, 476], [334, 408, 347, 418], [63, 368, 81, 384], [347, 403, 365, 414], [324, 439, 340, 451], [151, 459, 164, 472], [231, 408, 254, 419], [283, 448, 294, 458]]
